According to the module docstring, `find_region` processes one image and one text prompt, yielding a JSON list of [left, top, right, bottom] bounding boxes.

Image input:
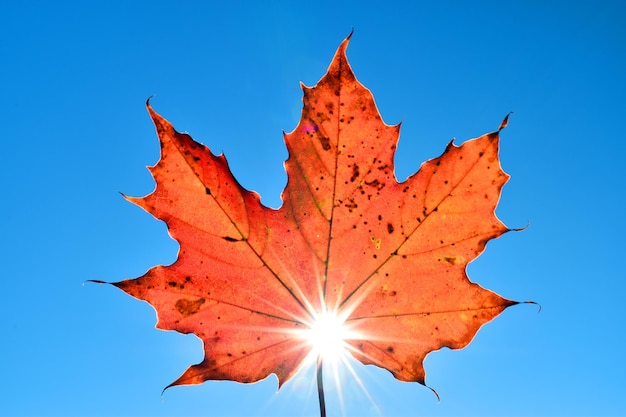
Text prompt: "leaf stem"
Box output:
[[316, 354, 326, 417]]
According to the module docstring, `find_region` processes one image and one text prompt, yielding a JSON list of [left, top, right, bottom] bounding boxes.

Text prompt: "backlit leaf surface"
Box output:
[[111, 34, 518, 396]]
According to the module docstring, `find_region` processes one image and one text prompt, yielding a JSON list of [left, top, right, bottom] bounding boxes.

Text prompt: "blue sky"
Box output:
[[1, 1, 625, 416]]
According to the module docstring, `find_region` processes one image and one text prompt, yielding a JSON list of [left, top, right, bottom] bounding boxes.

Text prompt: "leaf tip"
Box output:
[[83, 279, 108, 286], [146, 96, 159, 119], [161, 382, 174, 398], [427, 384, 440, 402], [120, 192, 141, 206], [337, 28, 354, 55], [498, 112, 513, 132], [509, 220, 530, 233], [523, 300, 542, 313], [346, 27, 354, 41]]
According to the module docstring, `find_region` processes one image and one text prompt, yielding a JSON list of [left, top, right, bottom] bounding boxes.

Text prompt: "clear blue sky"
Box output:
[[2, 1, 625, 416]]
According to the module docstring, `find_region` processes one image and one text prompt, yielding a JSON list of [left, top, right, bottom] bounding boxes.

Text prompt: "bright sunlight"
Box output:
[[294, 307, 380, 417], [303, 308, 352, 364], [309, 311, 348, 362]]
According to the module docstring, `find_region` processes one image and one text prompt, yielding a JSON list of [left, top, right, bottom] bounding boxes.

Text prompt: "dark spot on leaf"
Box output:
[[364, 179, 385, 190], [387, 346, 394, 353], [175, 298, 206, 317], [344, 198, 358, 212], [319, 136, 331, 150], [350, 164, 360, 182], [223, 236, 239, 242], [387, 223, 394, 234]]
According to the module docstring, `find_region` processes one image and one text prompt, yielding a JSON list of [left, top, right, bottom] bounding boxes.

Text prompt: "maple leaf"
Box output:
[[105, 34, 525, 414]]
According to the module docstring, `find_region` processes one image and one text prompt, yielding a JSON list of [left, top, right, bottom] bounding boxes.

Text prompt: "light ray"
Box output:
[[288, 302, 385, 417]]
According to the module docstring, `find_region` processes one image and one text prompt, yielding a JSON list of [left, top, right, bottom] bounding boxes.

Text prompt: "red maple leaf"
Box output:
[[103, 34, 527, 415]]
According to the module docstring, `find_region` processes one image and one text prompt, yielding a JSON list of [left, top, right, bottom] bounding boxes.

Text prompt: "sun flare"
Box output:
[[304, 309, 351, 363]]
